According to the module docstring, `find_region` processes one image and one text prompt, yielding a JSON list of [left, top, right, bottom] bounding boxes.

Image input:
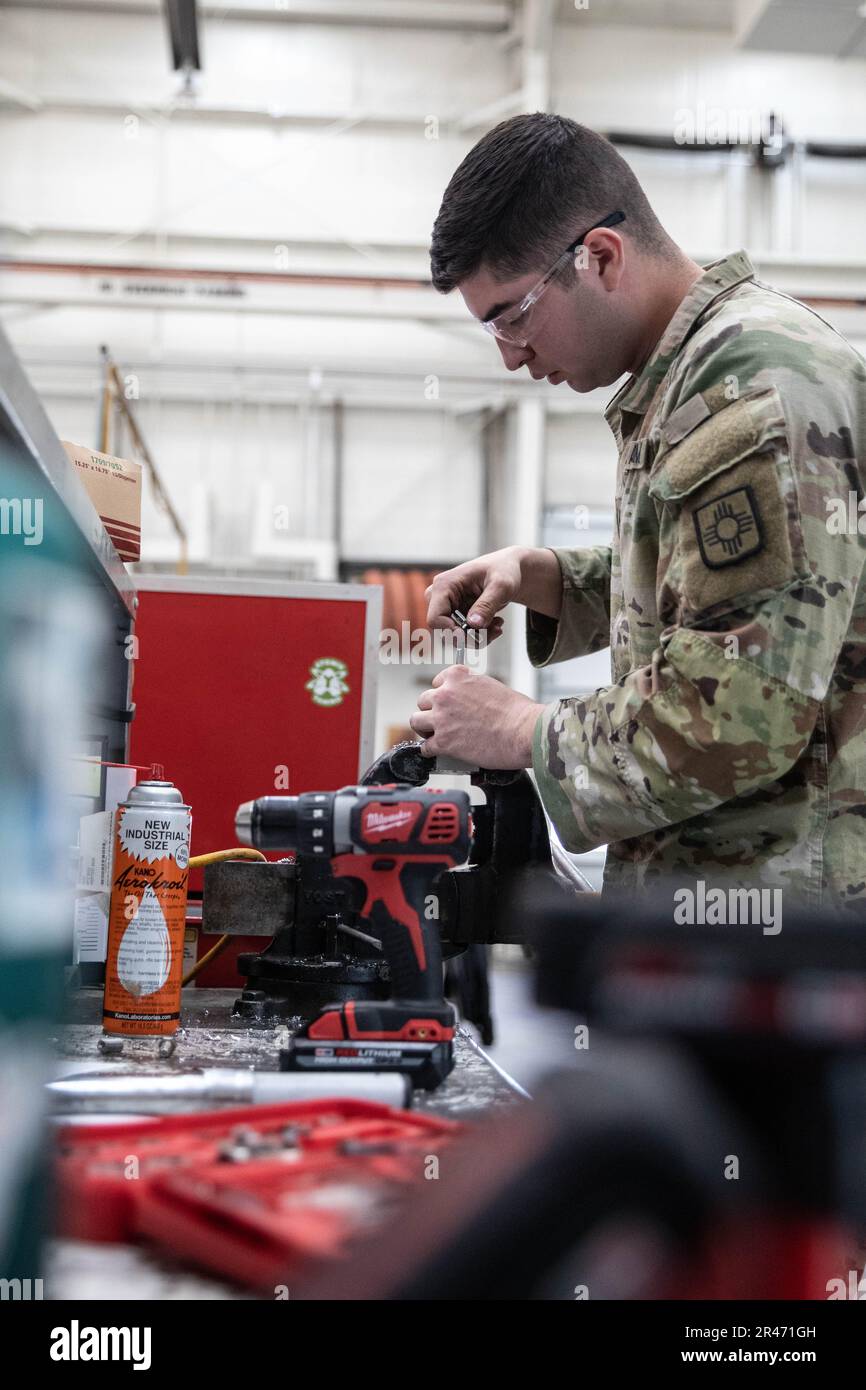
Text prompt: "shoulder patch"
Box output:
[[650, 388, 809, 616], [693, 484, 764, 568]]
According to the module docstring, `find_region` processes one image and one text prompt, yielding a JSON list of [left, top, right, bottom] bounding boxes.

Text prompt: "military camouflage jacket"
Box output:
[[527, 249, 866, 906]]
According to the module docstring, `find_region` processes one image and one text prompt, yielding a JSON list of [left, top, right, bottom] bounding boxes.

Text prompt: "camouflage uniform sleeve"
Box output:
[[532, 365, 863, 853], [525, 545, 612, 667]]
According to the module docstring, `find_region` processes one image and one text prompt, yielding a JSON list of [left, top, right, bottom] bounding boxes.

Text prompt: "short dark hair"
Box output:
[[430, 112, 674, 294]]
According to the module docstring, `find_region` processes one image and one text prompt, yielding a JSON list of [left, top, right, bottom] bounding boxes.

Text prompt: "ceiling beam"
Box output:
[[0, 90, 468, 132], [0, 0, 512, 31]]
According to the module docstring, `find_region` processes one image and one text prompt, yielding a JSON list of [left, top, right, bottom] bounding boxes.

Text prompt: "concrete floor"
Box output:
[[479, 955, 580, 1095]]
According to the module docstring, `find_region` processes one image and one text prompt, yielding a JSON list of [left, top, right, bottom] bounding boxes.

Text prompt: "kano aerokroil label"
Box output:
[[102, 778, 191, 1036]]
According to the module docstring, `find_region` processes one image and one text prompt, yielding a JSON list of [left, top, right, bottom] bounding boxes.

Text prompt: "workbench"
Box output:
[[45, 986, 526, 1299]]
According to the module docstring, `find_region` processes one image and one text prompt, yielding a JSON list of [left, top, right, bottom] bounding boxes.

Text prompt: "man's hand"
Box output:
[[409, 665, 544, 769], [425, 545, 563, 641]]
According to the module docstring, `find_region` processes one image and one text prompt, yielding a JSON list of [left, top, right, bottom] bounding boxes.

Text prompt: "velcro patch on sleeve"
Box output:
[[660, 392, 711, 448], [649, 388, 808, 617], [651, 387, 786, 500]]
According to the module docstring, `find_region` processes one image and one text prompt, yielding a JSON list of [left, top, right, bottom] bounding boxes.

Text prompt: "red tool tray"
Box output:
[[55, 1099, 461, 1287], [137, 1131, 448, 1291]]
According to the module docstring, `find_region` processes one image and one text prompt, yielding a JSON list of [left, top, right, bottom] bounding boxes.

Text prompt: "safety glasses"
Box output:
[[481, 210, 626, 346]]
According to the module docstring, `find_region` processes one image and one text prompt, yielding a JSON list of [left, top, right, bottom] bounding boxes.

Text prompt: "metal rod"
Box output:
[[334, 921, 383, 951], [47, 1067, 410, 1112]]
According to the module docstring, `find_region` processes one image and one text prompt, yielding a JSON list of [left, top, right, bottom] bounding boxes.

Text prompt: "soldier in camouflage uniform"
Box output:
[[414, 114, 866, 907], [526, 250, 866, 904]]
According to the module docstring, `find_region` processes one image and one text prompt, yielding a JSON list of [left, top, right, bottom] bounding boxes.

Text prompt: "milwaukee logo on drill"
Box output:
[[361, 804, 421, 841], [366, 809, 415, 833]]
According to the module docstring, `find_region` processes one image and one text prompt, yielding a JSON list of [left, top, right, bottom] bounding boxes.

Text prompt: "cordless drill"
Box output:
[[235, 784, 472, 1088]]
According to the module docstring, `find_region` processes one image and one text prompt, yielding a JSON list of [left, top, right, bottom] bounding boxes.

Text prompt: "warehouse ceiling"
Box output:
[[558, 0, 735, 29], [5, 0, 865, 56], [736, 0, 866, 57], [0, 0, 736, 34], [4, 0, 865, 57], [0, 0, 513, 29], [0, 0, 732, 24]]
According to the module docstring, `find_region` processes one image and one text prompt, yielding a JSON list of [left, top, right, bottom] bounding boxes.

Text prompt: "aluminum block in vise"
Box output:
[[200, 858, 295, 938]]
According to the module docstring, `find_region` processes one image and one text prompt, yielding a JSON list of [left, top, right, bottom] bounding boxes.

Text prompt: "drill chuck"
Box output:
[[236, 794, 321, 853]]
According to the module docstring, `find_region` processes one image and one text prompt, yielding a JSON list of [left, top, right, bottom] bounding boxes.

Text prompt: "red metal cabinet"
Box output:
[[129, 577, 381, 984]]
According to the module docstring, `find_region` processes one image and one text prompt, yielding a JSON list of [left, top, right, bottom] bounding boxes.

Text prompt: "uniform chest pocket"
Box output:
[[647, 386, 809, 620]]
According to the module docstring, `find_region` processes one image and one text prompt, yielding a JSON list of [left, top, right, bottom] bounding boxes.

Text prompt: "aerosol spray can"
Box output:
[[102, 771, 192, 1037]]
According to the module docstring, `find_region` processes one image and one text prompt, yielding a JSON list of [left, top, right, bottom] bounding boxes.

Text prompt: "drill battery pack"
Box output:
[[281, 997, 457, 1090], [280, 1037, 455, 1090]]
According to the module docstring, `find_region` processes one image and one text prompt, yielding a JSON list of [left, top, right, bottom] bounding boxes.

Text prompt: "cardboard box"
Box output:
[[63, 441, 142, 561]]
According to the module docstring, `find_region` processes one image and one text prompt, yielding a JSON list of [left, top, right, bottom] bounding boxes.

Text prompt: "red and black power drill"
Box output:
[[235, 784, 472, 1089]]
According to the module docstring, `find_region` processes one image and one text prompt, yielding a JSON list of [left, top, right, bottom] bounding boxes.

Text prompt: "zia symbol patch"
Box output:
[[693, 484, 764, 569]]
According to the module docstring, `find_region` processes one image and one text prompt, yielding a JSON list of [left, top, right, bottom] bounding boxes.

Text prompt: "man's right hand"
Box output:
[[425, 545, 563, 640]]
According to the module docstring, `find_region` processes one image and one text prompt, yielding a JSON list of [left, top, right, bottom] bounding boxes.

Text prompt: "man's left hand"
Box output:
[[409, 665, 544, 769]]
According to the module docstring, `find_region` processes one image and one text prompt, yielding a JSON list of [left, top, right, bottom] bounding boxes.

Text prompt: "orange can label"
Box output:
[[103, 801, 192, 1035]]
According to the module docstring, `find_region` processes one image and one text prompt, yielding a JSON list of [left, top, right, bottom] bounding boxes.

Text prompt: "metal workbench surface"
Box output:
[[46, 986, 526, 1300], [55, 987, 526, 1119]]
